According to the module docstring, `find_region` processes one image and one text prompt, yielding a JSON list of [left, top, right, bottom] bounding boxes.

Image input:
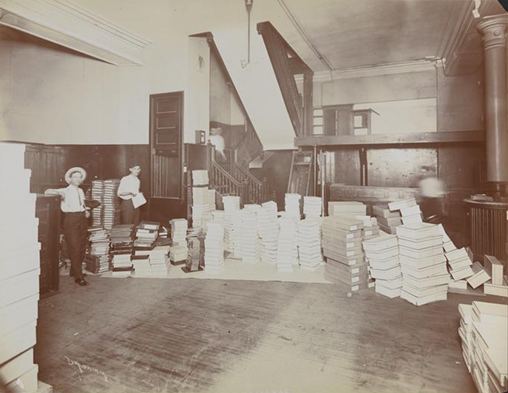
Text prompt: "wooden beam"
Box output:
[[294, 131, 485, 147], [303, 70, 313, 136]]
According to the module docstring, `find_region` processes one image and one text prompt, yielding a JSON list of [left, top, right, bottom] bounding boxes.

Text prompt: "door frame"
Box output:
[[149, 91, 185, 200]]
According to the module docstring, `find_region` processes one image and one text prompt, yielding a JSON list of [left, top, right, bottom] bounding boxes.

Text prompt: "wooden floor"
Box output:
[[35, 276, 488, 393]]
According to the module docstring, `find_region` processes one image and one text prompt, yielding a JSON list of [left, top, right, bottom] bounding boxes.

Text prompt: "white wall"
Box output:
[[0, 0, 300, 149]]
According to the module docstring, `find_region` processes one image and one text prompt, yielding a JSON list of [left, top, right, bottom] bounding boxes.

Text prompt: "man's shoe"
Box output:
[[75, 278, 89, 286]]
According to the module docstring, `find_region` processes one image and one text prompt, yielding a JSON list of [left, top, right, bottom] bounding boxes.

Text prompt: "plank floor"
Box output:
[[35, 276, 490, 393]]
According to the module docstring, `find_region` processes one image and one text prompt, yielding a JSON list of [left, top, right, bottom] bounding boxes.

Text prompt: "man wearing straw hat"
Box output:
[[45, 167, 90, 286]]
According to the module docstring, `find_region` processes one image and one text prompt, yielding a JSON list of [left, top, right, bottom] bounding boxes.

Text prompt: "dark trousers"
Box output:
[[63, 212, 87, 280], [121, 199, 140, 225]]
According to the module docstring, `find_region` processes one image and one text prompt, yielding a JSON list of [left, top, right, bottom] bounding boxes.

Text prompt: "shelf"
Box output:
[[294, 131, 485, 147]]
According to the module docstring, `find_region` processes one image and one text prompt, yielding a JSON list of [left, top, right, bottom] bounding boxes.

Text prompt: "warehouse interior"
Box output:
[[0, 0, 507, 393]]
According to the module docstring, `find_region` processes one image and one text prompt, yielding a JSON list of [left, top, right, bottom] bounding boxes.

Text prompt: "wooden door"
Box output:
[[150, 92, 184, 199]]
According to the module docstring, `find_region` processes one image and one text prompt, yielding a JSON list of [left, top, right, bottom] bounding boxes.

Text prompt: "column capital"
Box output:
[[477, 15, 508, 51]]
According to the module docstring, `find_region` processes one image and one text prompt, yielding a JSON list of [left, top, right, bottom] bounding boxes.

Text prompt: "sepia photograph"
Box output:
[[0, 0, 507, 392]]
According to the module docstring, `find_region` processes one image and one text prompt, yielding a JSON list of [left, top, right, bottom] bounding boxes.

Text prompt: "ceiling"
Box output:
[[274, 0, 505, 72]]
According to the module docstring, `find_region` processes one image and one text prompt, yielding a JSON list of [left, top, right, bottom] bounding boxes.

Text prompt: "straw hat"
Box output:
[[64, 167, 87, 184]]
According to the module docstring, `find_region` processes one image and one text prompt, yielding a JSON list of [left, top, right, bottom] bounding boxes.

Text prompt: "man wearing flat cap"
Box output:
[[45, 167, 90, 286]]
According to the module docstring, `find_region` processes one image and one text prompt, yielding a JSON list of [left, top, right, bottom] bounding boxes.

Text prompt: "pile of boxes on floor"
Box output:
[[349, 197, 508, 305], [0, 143, 47, 392], [458, 301, 507, 393]]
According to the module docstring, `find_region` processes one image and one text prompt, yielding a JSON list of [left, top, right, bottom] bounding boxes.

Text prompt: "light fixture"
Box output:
[[241, 0, 254, 68]]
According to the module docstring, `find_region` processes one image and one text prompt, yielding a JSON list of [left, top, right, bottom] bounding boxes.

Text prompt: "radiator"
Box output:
[[465, 200, 508, 261]]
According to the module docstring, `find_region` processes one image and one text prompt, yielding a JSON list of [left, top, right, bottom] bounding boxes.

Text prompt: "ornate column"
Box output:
[[477, 15, 508, 198]]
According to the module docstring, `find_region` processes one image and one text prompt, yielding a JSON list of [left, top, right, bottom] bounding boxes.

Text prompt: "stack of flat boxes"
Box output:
[[358, 216, 380, 288], [363, 234, 402, 298], [204, 222, 225, 273], [191, 170, 214, 230], [303, 196, 322, 218], [372, 205, 402, 235], [110, 224, 135, 277], [149, 246, 170, 277], [437, 224, 469, 291], [239, 210, 260, 264], [0, 143, 41, 392], [170, 218, 188, 265], [297, 219, 322, 271], [223, 196, 241, 254], [445, 247, 475, 284], [258, 201, 279, 265], [322, 216, 369, 291], [459, 301, 508, 393], [396, 222, 450, 306], [103, 179, 121, 230], [284, 193, 301, 220], [277, 218, 299, 273], [484, 255, 508, 297], [86, 228, 111, 274], [328, 201, 366, 218]]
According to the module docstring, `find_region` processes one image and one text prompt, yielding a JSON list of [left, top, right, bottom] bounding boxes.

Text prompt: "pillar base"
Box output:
[[485, 181, 508, 200]]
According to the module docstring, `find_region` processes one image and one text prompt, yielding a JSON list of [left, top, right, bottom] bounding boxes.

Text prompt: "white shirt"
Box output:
[[419, 177, 445, 198], [56, 185, 86, 213], [118, 174, 140, 200]]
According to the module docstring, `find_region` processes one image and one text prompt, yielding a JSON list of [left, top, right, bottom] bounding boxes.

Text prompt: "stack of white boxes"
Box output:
[[458, 301, 508, 393], [284, 193, 301, 219], [149, 246, 170, 277], [297, 219, 322, 271], [0, 143, 43, 393], [328, 201, 366, 217], [397, 223, 450, 306], [277, 218, 299, 272], [445, 247, 475, 283], [399, 204, 423, 225], [258, 201, 279, 264], [303, 196, 322, 218], [363, 234, 402, 298], [239, 210, 260, 264], [223, 196, 241, 253], [191, 170, 215, 230], [170, 218, 188, 246], [204, 222, 225, 272]]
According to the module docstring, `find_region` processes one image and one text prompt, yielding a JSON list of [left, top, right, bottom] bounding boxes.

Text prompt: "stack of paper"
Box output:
[[170, 218, 188, 246], [458, 301, 508, 393], [436, 224, 468, 289], [111, 254, 132, 277], [185, 232, 205, 272], [304, 196, 322, 218], [467, 261, 491, 289], [170, 246, 188, 264], [192, 200, 214, 230], [358, 216, 380, 240], [110, 224, 134, 248], [277, 218, 299, 272], [284, 193, 301, 220], [297, 219, 322, 271], [85, 227, 111, 274], [91, 180, 104, 227], [149, 246, 170, 277], [132, 256, 151, 277], [372, 205, 402, 234], [204, 222, 225, 272], [397, 223, 450, 306], [239, 210, 260, 264], [363, 234, 401, 298], [230, 211, 244, 259], [484, 255, 508, 297], [328, 201, 366, 217], [192, 170, 209, 186], [103, 179, 121, 230], [399, 205, 423, 225], [322, 216, 368, 291], [258, 202, 279, 264], [0, 142, 41, 392], [223, 196, 241, 253], [133, 221, 159, 249], [445, 247, 475, 282]]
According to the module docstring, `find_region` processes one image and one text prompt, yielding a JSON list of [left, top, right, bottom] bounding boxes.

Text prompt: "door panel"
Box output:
[[150, 92, 183, 199]]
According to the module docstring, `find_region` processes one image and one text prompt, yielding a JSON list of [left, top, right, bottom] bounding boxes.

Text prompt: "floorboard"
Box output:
[[35, 276, 496, 393]]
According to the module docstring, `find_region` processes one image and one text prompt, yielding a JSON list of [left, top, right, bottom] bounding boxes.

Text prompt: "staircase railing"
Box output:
[[208, 144, 248, 204], [232, 162, 268, 204]]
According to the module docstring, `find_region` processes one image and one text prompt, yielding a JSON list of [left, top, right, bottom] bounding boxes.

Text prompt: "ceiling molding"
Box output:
[[295, 60, 438, 83], [438, 0, 500, 76], [0, 0, 152, 66]]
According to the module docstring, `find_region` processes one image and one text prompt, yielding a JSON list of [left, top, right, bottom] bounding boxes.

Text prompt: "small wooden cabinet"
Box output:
[[36, 195, 61, 297]]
